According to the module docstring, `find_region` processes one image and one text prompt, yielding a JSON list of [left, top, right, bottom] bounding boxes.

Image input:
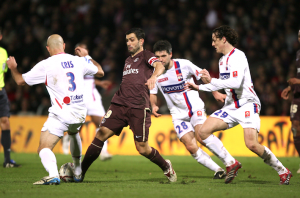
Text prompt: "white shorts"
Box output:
[[210, 102, 260, 132], [85, 88, 105, 117], [41, 115, 83, 137], [173, 109, 207, 139]]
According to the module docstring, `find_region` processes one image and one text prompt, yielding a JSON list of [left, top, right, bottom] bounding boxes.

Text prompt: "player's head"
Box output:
[[75, 43, 88, 56], [212, 25, 238, 54], [153, 40, 172, 70], [46, 34, 65, 56], [126, 28, 145, 55]]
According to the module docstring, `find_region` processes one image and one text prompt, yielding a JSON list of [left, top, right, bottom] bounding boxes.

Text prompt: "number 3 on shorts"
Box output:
[[66, 72, 76, 91]]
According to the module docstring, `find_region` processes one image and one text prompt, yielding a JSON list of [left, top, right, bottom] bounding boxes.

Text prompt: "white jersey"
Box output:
[[198, 48, 261, 110], [150, 59, 204, 120], [22, 53, 98, 124], [83, 74, 105, 117]]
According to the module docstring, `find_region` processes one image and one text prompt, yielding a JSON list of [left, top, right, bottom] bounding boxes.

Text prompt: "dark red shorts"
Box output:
[[290, 100, 300, 121], [100, 103, 151, 142]]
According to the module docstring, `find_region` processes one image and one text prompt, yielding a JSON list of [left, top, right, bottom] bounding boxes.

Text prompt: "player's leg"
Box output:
[[291, 120, 300, 173], [34, 130, 61, 185], [244, 128, 292, 185], [62, 133, 69, 155], [134, 140, 177, 182], [68, 131, 82, 176], [180, 130, 225, 179], [90, 115, 112, 161]]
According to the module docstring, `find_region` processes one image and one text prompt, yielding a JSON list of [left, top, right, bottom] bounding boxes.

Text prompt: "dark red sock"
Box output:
[[81, 138, 104, 176], [294, 136, 300, 157], [145, 147, 169, 172]]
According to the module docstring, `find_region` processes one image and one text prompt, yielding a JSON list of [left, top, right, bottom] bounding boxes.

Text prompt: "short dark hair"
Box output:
[[153, 40, 172, 54], [126, 28, 145, 40], [212, 25, 238, 46]]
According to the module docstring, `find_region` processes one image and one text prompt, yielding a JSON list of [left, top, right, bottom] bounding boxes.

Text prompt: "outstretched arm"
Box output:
[[150, 94, 161, 117], [6, 57, 26, 86], [145, 61, 165, 90], [75, 46, 104, 78], [281, 86, 291, 100]]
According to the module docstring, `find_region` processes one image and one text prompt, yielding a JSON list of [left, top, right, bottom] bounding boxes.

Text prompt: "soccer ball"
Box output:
[[59, 162, 74, 182]]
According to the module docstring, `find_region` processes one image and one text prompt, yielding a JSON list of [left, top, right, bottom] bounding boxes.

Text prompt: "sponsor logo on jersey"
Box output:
[[220, 73, 230, 80], [220, 62, 223, 65], [245, 111, 250, 118], [197, 110, 202, 116], [70, 94, 84, 103], [233, 71, 238, 77], [123, 63, 139, 76], [161, 82, 185, 94], [158, 77, 168, 83]]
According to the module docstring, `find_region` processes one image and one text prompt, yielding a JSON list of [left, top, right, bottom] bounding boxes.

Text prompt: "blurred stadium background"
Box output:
[[1, 0, 299, 116]]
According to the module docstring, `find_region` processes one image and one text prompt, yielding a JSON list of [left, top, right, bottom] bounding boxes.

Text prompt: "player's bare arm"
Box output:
[[281, 86, 291, 100], [6, 56, 26, 86], [184, 81, 199, 91], [146, 61, 165, 90], [212, 91, 226, 102], [288, 78, 300, 86], [200, 69, 212, 84], [94, 79, 112, 89], [150, 94, 161, 117], [75, 46, 104, 78]]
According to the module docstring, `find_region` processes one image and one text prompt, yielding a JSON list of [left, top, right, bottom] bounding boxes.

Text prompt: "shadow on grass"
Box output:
[[239, 180, 271, 184]]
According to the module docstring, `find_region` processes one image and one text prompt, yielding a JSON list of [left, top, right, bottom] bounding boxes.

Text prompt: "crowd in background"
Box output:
[[0, 0, 299, 116]]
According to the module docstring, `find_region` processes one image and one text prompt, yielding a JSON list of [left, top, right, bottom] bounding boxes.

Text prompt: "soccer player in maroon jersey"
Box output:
[[281, 29, 300, 174], [74, 28, 177, 182]]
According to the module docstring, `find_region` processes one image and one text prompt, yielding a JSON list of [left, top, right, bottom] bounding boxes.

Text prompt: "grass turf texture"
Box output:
[[0, 153, 299, 198]]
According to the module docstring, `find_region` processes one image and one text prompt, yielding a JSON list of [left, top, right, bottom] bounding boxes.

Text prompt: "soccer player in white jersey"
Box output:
[[62, 43, 112, 161], [6, 34, 104, 185], [150, 40, 228, 179], [185, 25, 292, 185]]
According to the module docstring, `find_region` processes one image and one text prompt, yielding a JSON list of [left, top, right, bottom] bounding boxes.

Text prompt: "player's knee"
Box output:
[[245, 141, 258, 152], [292, 121, 300, 137], [0, 117, 10, 130], [185, 143, 198, 154]]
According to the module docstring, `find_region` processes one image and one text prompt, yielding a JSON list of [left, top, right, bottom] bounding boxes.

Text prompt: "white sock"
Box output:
[[62, 133, 69, 155], [203, 134, 235, 166], [39, 148, 59, 177], [102, 140, 108, 153], [69, 133, 82, 175], [191, 148, 223, 172], [260, 146, 287, 175]]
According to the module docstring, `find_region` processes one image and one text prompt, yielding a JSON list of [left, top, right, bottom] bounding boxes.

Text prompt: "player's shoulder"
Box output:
[[0, 47, 8, 56], [173, 58, 193, 66], [232, 48, 246, 58]]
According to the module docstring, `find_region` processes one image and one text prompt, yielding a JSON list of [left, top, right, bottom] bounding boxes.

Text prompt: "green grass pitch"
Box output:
[[0, 153, 299, 198]]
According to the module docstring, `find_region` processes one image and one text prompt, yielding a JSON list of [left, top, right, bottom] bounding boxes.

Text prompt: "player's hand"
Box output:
[[152, 106, 161, 117], [75, 46, 89, 57], [184, 81, 199, 91], [145, 76, 156, 90], [95, 80, 112, 89], [200, 69, 212, 84], [288, 78, 300, 86], [212, 91, 226, 102], [281, 86, 291, 100], [6, 56, 17, 69]]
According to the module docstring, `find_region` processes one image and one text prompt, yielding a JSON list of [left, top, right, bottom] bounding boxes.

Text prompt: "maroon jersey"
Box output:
[[111, 50, 159, 109], [292, 50, 300, 101]]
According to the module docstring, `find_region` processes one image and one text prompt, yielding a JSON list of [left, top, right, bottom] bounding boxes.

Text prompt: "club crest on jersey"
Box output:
[[177, 74, 183, 81], [233, 71, 238, 77], [197, 111, 202, 116], [220, 62, 223, 65], [158, 77, 168, 83], [245, 111, 250, 118], [134, 58, 139, 62]]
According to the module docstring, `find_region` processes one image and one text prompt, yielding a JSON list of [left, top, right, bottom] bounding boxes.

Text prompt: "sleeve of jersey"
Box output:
[[144, 51, 159, 66], [187, 61, 202, 80], [82, 57, 98, 76], [198, 58, 246, 92], [22, 62, 46, 86], [3, 50, 8, 73], [150, 82, 158, 94]]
